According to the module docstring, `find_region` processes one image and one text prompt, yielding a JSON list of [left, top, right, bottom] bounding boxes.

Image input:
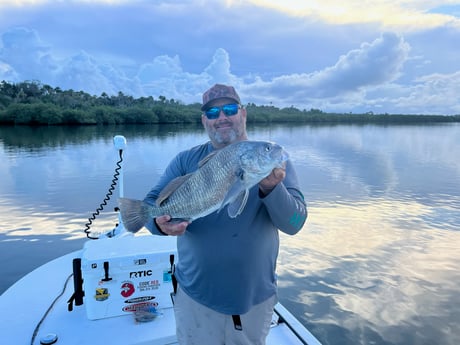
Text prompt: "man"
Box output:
[[144, 84, 307, 344]]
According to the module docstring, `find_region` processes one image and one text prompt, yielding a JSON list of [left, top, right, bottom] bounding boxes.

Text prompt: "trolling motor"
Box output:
[[105, 135, 128, 238], [68, 135, 128, 311], [82, 135, 128, 239]]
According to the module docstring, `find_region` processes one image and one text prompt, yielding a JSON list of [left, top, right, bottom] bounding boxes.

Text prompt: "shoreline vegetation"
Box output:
[[1, 80, 459, 126]]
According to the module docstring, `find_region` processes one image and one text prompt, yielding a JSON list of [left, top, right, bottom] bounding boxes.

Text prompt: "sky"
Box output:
[[0, 0, 460, 115]]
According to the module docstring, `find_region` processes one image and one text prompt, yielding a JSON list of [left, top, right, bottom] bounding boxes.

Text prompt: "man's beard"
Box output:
[[206, 118, 245, 147], [211, 127, 238, 146]]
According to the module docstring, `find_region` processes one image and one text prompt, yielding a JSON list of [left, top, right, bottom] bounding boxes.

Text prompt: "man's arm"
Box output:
[[259, 160, 307, 235]]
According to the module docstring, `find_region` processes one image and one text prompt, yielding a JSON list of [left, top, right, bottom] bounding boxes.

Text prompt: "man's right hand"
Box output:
[[155, 215, 189, 236]]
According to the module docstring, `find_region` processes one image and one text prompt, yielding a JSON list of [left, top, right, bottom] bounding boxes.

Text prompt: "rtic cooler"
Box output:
[[80, 235, 177, 320]]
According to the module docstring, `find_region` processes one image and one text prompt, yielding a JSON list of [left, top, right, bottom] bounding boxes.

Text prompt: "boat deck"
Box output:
[[0, 250, 321, 345]]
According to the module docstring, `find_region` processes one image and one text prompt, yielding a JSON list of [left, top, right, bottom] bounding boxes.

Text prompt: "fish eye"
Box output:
[[265, 145, 271, 152]]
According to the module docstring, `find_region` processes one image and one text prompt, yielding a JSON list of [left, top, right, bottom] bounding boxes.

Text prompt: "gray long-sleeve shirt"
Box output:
[[144, 141, 307, 315]]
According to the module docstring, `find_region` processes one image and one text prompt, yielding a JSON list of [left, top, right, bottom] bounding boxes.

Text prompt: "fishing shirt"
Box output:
[[144, 141, 307, 315]]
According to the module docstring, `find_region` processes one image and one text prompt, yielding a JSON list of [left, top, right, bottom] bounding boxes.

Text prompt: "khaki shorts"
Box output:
[[173, 286, 277, 345]]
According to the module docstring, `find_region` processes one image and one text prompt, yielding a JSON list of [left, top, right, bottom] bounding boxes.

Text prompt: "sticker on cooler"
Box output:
[[163, 269, 172, 282], [122, 302, 158, 312], [95, 288, 110, 301], [124, 296, 156, 304], [121, 281, 135, 298]]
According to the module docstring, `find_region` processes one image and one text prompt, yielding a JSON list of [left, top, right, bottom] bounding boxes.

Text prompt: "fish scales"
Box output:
[[118, 140, 287, 233], [152, 148, 238, 219]]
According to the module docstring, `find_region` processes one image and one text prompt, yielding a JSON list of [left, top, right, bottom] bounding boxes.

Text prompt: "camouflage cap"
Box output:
[[201, 84, 241, 110]]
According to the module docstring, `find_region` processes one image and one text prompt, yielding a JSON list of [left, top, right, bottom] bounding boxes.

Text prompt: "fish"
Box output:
[[118, 140, 288, 233]]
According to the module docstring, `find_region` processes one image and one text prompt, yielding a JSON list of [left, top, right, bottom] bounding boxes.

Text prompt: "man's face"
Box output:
[[201, 98, 247, 149]]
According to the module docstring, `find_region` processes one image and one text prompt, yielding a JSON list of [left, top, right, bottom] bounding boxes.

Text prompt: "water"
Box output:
[[1, 123, 459, 345]]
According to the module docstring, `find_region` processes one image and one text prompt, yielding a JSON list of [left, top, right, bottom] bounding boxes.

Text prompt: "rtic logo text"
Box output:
[[129, 270, 153, 278]]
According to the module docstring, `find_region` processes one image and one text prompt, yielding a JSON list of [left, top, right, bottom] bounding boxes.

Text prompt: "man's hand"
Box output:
[[155, 215, 189, 236], [259, 165, 286, 196]]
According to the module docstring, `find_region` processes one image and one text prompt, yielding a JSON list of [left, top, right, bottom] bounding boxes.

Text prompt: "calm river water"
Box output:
[[1, 123, 459, 345]]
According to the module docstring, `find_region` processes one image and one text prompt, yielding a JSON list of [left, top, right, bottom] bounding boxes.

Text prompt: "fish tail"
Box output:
[[118, 197, 151, 233]]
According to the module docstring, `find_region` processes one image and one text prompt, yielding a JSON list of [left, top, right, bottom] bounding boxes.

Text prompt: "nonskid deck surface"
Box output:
[[0, 248, 321, 345]]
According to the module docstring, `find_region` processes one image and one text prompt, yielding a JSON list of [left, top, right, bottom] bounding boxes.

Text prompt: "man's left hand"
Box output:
[[259, 165, 286, 196]]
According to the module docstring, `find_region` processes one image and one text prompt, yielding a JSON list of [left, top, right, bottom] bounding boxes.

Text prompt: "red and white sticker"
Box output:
[[121, 281, 135, 298]]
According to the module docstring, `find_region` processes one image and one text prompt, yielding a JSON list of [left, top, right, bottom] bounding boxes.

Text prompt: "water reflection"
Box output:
[[278, 198, 460, 345], [0, 123, 204, 150], [1, 123, 459, 345]]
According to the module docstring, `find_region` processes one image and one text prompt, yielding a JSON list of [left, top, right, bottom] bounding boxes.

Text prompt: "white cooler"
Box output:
[[80, 235, 177, 320]]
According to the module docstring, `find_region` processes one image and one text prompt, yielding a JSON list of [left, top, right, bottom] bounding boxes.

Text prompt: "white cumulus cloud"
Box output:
[[0, 1, 459, 114]]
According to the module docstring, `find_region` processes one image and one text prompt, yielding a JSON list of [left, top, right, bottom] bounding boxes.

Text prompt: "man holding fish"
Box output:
[[119, 84, 307, 344]]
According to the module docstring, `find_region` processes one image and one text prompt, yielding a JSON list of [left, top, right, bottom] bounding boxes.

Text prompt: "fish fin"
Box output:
[[198, 150, 219, 167], [157, 174, 193, 206], [118, 198, 151, 233], [227, 190, 250, 218], [217, 167, 246, 215]]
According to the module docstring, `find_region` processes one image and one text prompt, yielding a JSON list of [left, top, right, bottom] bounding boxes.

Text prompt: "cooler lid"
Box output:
[[81, 235, 177, 261]]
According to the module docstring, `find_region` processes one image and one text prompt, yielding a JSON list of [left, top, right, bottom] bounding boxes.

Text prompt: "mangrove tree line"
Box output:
[[1, 80, 459, 126]]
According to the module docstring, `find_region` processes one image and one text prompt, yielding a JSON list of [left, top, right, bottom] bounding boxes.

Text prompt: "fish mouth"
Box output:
[[278, 150, 289, 166], [271, 151, 289, 169], [282, 150, 289, 161]]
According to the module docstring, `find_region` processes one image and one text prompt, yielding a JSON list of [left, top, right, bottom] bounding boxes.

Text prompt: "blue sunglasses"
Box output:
[[204, 103, 240, 119]]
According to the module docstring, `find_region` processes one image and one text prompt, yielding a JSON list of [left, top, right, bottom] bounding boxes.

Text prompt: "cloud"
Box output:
[[317, 33, 410, 90], [0, 27, 56, 81], [0, 26, 456, 115], [398, 71, 460, 114], [239, 33, 410, 106], [249, 0, 460, 30], [135, 48, 241, 102], [203, 48, 236, 86], [137, 54, 197, 100], [56, 51, 122, 95], [0, 61, 17, 80], [0, 1, 460, 114]]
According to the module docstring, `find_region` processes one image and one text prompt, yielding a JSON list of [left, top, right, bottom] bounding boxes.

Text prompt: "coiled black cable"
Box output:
[[83, 149, 123, 239]]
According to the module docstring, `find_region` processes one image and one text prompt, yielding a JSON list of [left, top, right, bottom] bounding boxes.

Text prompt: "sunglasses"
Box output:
[[204, 103, 240, 119]]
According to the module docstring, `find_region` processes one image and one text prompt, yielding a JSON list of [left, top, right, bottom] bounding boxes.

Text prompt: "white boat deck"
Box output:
[[0, 249, 321, 344]]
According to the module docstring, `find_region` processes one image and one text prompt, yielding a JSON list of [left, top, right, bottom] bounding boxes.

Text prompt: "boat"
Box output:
[[0, 136, 322, 345]]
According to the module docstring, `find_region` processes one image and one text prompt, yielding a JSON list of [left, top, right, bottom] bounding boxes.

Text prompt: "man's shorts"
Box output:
[[174, 286, 277, 345]]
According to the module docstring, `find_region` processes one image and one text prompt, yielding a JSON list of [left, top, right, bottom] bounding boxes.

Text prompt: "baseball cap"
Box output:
[[201, 84, 241, 111]]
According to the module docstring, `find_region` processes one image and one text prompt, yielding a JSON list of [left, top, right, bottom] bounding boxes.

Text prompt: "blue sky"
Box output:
[[0, 0, 459, 115]]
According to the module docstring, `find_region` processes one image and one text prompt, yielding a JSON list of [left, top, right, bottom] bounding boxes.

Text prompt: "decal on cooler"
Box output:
[[129, 270, 152, 278], [134, 258, 147, 265], [122, 301, 158, 312], [95, 288, 109, 301], [138, 280, 160, 292], [124, 296, 156, 304], [121, 281, 135, 298], [163, 270, 172, 283]]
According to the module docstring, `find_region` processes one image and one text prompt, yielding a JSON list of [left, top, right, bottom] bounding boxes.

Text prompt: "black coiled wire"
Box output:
[[83, 149, 123, 239], [29, 150, 124, 343]]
